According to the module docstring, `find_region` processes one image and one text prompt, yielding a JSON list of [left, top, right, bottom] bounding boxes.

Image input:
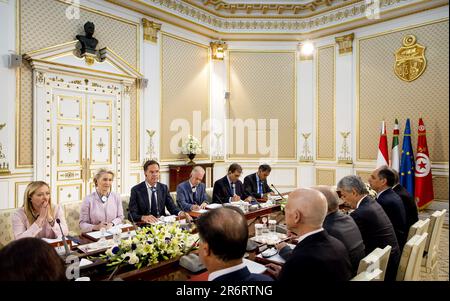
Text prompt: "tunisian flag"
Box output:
[[415, 118, 434, 209], [376, 121, 389, 167]]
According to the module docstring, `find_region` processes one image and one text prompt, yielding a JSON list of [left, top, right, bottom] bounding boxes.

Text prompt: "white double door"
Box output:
[[51, 89, 117, 203]]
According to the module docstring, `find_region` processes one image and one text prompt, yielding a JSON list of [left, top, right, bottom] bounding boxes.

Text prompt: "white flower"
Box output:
[[182, 135, 202, 154], [123, 252, 140, 265]]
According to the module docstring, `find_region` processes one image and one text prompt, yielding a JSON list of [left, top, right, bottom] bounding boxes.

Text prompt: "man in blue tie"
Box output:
[[128, 160, 191, 224], [243, 164, 274, 201], [212, 163, 251, 204], [176, 166, 209, 212]]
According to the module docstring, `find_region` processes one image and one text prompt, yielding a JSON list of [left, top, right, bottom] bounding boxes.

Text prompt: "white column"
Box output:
[[142, 39, 161, 162], [121, 84, 131, 194], [0, 0, 17, 176], [33, 69, 49, 181], [210, 58, 226, 162], [335, 47, 355, 181], [298, 57, 315, 187]]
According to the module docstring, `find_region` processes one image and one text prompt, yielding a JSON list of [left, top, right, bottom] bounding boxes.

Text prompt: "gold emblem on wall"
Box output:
[[394, 35, 427, 82]]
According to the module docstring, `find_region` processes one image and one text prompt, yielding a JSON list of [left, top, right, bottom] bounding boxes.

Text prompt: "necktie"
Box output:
[[231, 183, 236, 196], [259, 180, 263, 197], [150, 187, 158, 217], [192, 186, 197, 204]]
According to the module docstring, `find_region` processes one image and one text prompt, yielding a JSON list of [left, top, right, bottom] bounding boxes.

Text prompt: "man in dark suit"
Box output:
[[265, 188, 352, 282], [313, 185, 365, 276], [197, 207, 273, 281], [369, 166, 408, 250], [243, 164, 274, 200], [337, 175, 401, 281], [176, 166, 208, 212], [392, 168, 419, 229], [212, 163, 251, 204], [128, 160, 190, 224]]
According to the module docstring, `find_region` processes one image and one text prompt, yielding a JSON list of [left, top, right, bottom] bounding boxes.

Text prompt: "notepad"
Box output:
[[193, 209, 208, 214], [205, 203, 222, 209], [85, 223, 134, 240], [243, 258, 267, 274], [42, 237, 78, 246]]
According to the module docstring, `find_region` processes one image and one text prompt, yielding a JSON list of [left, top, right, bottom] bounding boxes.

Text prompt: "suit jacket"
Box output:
[[176, 180, 208, 212], [393, 184, 419, 229], [323, 211, 365, 276], [279, 230, 352, 282], [128, 181, 180, 222], [213, 266, 273, 281], [377, 188, 408, 249], [350, 196, 401, 281], [243, 173, 273, 199], [212, 176, 247, 204]]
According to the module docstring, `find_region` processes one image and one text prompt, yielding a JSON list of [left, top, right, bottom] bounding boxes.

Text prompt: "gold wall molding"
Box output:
[[142, 18, 162, 43], [316, 45, 336, 161], [16, 0, 141, 169], [160, 32, 210, 162], [227, 50, 297, 160], [356, 18, 449, 163], [185, 0, 355, 18], [432, 175, 449, 201], [107, 0, 447, 34], [335, 33, 355, 55], [15, 181, 32, 208], [315, 168, 336, 186]]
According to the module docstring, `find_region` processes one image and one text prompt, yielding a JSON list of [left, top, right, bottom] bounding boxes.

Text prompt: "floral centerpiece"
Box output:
[[181, 135, 202, 164], [99, 223, 197, 270]]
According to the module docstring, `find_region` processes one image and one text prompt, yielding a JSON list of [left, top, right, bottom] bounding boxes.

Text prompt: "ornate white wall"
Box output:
[[0, 0, 448, 210]]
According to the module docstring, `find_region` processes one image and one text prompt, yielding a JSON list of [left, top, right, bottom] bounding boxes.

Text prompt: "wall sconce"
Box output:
[[298, 41, 314, 61], [210, 41, 227, 60]]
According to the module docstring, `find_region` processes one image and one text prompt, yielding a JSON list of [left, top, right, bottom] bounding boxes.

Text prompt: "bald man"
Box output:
[[266, 188, 352, 281], [176, 166, 209, 212]]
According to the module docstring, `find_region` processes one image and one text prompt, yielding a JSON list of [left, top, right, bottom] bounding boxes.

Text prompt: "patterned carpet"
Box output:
[[418, 208, 449, 281]]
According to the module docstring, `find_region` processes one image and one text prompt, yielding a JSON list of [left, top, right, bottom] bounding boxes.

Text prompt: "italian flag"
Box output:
[[376, 121, 389, 167], [391, 119, 400, 172]]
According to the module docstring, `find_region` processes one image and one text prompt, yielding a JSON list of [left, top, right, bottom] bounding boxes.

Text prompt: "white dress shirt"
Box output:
[[208, 262, 247, 281], [145, 181, 158, 213], [295, 228, 324, 244]]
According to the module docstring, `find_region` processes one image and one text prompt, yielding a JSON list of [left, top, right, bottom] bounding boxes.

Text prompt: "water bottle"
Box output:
[[98, 227, 107, 247]]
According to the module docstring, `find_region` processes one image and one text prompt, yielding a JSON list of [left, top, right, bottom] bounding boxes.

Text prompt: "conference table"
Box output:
[[67, 203, 284, 281]]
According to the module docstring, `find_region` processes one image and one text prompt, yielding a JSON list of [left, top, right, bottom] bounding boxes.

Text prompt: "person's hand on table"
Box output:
[[265, 263, 282, 279], [141, 215, 159, 224]]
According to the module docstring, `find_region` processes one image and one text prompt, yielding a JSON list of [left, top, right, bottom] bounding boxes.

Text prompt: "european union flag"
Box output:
[[400, 118, 415, 197]]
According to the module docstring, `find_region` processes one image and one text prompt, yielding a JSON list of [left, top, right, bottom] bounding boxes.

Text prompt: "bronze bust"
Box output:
[[76, 21, 98, 55]]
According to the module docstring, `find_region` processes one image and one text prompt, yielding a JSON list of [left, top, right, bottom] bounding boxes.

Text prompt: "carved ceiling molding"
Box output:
[[107, 0, 446, 35], [185, 0, 347, 17]]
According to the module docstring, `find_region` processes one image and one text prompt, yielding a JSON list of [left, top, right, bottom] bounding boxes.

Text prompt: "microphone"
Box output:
[[126, 208, 137, 228], [271, 184, 286, 202], [56, 218, 70, 257], [126, 208, 137, 239], [107, 255, 130, 281]]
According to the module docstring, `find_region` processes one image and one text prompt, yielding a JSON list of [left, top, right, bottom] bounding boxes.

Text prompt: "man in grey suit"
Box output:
[[337, 175, 400, 281], [313, 185, 365, 276], [276, 186, 365, 277], [176, 166, 209, 212]]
